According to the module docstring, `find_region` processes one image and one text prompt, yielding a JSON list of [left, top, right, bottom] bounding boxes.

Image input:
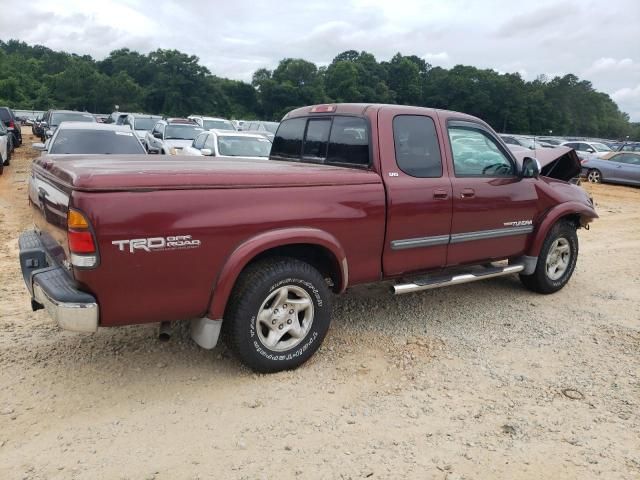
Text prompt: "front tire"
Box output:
[[520, 220, 578, 294], [226, 257, 332, 373]]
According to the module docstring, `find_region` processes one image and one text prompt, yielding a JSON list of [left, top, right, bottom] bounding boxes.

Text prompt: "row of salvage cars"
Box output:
[[28, 109, 640, 188], [32, 111, 275, 161]]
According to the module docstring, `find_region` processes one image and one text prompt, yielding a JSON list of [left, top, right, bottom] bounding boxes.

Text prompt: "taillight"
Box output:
[[9, 120, 15, 129], [67, 209, 98, 268]]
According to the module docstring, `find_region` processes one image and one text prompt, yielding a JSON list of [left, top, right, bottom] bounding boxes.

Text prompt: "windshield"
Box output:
[[263, 122, 279, 134], [134, 118, 157, 131], [49, 129, 146, 154], [165, 124, 204, 140], [217, 136, 272, 157], [50, 113, 96, 127], [592, 142, 612, 152], [203, 119, 235, 131]]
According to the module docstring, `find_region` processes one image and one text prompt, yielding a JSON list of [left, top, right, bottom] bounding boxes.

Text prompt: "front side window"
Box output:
[[448, 126, 514, 177], [393, 115, 442, 178]]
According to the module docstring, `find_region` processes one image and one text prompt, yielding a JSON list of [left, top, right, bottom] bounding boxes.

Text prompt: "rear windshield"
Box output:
[[0, 108, 11, 121], [165, 124, 204, 140], [217, 136, 272, 157], [48, 130, 146, 154], [51, 112, 96, 127], [134, 118, 157, 131], [203, 119, 235, 131], [270, 115, 369, 167]]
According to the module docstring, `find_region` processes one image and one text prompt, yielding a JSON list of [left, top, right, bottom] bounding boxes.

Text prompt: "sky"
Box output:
[[1, 0, 639, 120]]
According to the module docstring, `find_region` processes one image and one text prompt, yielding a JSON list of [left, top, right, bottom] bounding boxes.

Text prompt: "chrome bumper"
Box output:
[[32, 281, 98, 332], [19, 230, 99, 333]]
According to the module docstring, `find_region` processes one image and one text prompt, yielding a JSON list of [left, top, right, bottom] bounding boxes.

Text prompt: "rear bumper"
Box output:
[[19, 230, 99, 332]]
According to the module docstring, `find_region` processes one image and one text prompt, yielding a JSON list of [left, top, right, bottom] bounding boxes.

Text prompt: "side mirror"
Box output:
[[200, 148, 213, 156], [32, 143, 47, 151], [521, 157, 541, 178], [45, 130, 53, 138], [153, 131, 162, 139], [586, 148, 595, 153], [40, 121, 48, 127]]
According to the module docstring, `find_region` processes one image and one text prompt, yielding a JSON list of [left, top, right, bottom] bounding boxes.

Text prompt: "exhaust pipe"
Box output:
[[158, 321, 172, 342]]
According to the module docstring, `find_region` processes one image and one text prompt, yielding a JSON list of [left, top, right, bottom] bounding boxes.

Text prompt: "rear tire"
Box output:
[[225, 257, 332, 373], [586, 169, 602, 183], [520, 220, 578, 294]]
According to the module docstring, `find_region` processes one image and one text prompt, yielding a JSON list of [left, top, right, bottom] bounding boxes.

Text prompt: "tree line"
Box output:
[[1, 39, 638, 139]]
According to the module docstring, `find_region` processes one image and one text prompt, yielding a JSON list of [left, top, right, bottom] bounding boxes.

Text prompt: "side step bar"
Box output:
[[393, 263, 525, 295]]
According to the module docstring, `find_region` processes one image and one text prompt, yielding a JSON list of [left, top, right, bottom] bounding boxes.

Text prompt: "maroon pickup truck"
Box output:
[[19, 104, 597, 372]]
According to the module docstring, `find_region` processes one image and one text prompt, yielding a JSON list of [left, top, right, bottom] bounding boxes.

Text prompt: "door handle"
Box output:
[[433, 189, 448, 200], [460, 188, 475, 199]]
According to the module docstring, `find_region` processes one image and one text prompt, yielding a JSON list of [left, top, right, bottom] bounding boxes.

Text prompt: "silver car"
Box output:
[[581, 152, 640, 186]]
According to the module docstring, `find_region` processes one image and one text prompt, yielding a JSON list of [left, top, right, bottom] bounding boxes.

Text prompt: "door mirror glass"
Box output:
[[521, 156, 541, 178]]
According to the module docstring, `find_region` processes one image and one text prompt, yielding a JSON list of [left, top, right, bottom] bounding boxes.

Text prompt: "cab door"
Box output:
[[379, 107, 453, 277], [443, 120, 540, 266]]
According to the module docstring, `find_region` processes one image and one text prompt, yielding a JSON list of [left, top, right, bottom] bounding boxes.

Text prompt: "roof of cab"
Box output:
[[282, 103, 483, 124]]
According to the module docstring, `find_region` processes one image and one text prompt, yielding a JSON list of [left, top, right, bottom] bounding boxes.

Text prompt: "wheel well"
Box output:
[[247, 243, 343, 292], [560, 213, 582, 229]]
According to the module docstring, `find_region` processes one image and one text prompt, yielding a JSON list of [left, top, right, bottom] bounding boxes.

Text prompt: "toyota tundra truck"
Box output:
[[19, 104, 597, 372]]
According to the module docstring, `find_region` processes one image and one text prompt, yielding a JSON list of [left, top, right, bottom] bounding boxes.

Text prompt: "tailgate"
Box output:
[[28, 166, 71, 267]]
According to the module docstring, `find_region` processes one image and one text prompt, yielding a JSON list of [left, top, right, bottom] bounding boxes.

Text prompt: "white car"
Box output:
[[31, 122, 147, 155], [188, 115, 236, 131], [145, 119, 205, 154], [561, 141, 613, 158], [0, 121, 11, 169], [122, 113, 162, 148], [182, 130, 272, 159]]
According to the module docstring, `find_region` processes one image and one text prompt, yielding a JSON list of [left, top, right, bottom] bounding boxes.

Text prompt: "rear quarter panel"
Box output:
[[72, 183, 385, 326]]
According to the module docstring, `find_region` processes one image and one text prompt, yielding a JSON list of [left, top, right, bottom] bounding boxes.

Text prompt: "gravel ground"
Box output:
[[1, 130, 639, 479]]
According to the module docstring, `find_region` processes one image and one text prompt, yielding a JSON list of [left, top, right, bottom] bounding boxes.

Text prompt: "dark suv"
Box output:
[[0, 107, 23, 147]]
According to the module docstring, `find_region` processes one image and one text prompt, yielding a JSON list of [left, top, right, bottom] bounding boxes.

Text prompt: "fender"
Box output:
[[207, 227, 348, 320], [527, 201, 598, 257]]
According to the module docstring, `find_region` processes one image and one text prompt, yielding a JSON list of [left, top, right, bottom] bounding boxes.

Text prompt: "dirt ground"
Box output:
[[0, 130, 639, 480]]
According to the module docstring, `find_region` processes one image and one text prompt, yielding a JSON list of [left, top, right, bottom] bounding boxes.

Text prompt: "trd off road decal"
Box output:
[[112, 235, 201, 253]]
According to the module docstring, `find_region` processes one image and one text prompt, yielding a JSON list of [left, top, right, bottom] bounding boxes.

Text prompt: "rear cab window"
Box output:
[[271, 115, 370, 168]]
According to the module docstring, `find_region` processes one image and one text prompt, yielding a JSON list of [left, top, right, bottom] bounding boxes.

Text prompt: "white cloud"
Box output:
[[612, 84, 640, 121], [1, 0, 639, 119], [584, 58, 636, 76]]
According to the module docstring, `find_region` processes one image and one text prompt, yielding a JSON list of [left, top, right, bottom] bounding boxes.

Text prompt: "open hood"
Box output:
[[512, 146, 581, 182]]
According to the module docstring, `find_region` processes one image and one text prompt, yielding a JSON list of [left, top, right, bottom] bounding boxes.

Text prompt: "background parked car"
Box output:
[[617, 142, 640, 153], [145, 118, 204, 154], [39, 110, 97, 141], [241, 120, 279, 141], [32, 122, 147, 155], [182, 130, 272, 159], [122, 113, 162, 149], [499, 134, 554, 149], [0, 106, 23, 147], [0, 120, 11, 170], [562, 140, 612, 158], [188, 115, 236, 131], [581, 152, 640, 186]]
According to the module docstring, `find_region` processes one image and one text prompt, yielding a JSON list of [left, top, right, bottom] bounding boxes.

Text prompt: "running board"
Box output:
[[393, 263, 525, 295]]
